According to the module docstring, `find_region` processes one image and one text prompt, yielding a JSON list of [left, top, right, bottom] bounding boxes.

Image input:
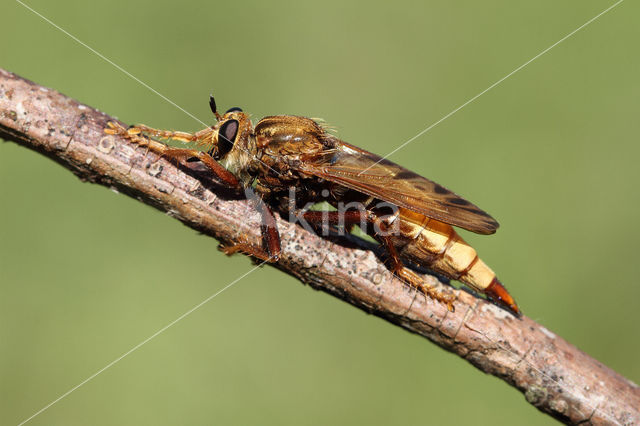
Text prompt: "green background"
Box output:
[[1, 1, 638, 424]]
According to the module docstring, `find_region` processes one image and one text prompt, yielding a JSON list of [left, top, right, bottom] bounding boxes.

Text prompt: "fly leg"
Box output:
[[220, 195, 281, 263], [298, 208, 454, 311], [106, 121, 213, 144], [376, 222, 456, 312], [294, 209, 367, 234], [105, 122, 239, 187]]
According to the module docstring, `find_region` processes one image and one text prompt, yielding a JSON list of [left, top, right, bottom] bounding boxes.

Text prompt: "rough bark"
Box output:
[[1, 68, 638, 425]]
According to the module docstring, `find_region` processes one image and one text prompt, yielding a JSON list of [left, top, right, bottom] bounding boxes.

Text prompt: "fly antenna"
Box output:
[[209, 94, 222, 122]]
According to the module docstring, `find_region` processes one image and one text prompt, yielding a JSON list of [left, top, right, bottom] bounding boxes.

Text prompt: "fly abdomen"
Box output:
[[392, 208, 520, 316]]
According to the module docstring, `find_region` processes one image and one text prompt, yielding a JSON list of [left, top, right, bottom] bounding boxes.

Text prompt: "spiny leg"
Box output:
[[377, 225, 456, 312], [299, 208, 455, 311], [106, 121, 213, 144], [107, 123, 279, 262], [153, 148, 239, 187], [224, 200, 369, 263], [220, 195, 281, 263], [105, 122, 239, 187], [124, 124, 204, 144], [105, 121, 175, 155]]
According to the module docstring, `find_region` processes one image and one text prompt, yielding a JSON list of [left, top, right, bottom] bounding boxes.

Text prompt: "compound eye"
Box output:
[[217, 119, 239, 157], [225, 107, 243, 113]]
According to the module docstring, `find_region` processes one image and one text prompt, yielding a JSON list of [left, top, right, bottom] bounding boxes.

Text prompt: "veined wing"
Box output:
[[296, 140, 499, 234]]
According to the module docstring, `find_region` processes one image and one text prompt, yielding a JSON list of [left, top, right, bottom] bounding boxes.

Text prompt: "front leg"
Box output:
[[105, 122, 239, 188], [107, 121, 214, 144]]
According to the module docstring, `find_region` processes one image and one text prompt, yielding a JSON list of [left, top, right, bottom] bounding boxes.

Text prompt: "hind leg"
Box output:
[[377, 230, 455, 312], [299, 208, 456, 311]]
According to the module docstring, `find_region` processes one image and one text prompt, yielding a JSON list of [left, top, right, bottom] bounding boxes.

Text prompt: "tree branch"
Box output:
[[1, 68, 638, 425]]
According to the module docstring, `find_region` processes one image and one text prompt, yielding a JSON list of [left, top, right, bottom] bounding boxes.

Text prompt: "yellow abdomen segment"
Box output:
[[393, 208, 519, 315]]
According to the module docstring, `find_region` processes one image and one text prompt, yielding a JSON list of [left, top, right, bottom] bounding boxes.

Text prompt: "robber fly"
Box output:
[[105, 96, 520, 316]]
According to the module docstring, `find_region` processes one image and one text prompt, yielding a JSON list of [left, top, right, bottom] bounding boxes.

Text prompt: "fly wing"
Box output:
[[296, 140, 499, 234]]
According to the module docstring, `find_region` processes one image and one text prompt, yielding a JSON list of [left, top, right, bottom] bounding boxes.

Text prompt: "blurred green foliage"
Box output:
[[1, 1, 638, 425]]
